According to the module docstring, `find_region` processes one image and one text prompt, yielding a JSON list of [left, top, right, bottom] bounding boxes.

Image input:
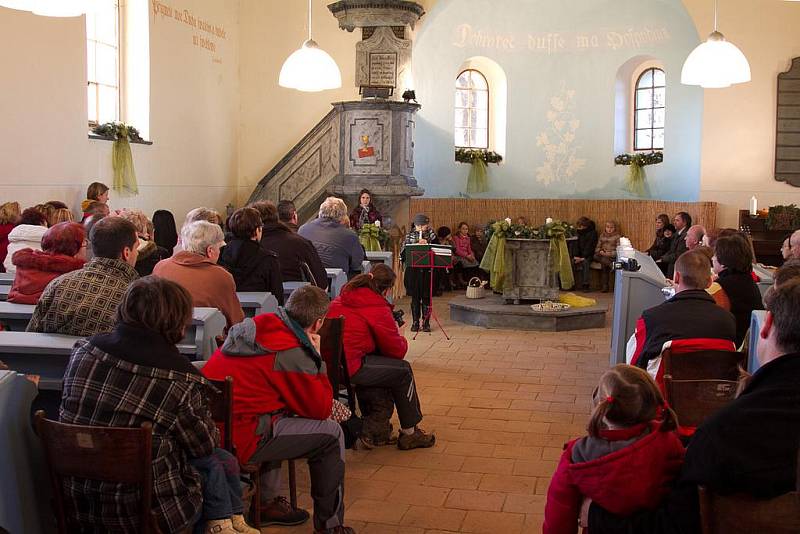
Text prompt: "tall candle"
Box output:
[[749, 196, 758, 216], [419, 229, 423, 242]]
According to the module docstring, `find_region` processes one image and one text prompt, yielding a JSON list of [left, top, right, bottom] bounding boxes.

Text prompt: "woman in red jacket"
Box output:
[[543, 364, 685, 534], [8, 222, 86, 304], [327, 264, 435, 451]]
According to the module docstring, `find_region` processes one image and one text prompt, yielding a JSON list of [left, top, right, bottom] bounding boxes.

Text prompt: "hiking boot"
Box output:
[[205, 519, 237, 534], [315, 526, 357, 534], [410, 322, 420, 332], [397, 427, 436, 450], [260, 496, 310, 527], [231, 515, 259, 534]]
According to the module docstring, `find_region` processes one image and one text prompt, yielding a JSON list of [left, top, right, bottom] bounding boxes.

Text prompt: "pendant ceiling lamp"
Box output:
[[0, 0, 32, 10], [0, 0, 88, 16], [279, 0, 342, 92], [32, 0, 89, 17], [681, 0, 750, 88]]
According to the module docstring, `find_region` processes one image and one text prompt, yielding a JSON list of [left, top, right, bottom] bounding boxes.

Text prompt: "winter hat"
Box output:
[[413, 213, 430, 227]]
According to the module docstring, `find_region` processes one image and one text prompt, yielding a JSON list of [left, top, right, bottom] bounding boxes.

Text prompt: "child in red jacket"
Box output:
[[543, 364, 685, 534]]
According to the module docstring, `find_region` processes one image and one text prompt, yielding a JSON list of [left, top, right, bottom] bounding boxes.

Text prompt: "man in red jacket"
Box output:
[[202, 286, 354, 534]]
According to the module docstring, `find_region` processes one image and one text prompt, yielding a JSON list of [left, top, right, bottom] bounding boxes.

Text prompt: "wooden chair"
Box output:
[[204, 376, 299, 526], [662, 349, 745, 428], [699, 449, 800, 534], [319, 315, 356, 412], [34, 410, 165, 534]]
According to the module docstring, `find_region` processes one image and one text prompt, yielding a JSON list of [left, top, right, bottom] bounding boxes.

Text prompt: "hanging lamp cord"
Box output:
[[713, 0, 718, 32], [308, 0, 313, 41]]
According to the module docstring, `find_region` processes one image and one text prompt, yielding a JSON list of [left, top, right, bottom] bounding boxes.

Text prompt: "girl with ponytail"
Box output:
[[543, 364, 684, 534]]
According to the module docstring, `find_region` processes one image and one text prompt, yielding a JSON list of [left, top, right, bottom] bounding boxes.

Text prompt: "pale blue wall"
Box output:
[[412, 0, 703, 201]]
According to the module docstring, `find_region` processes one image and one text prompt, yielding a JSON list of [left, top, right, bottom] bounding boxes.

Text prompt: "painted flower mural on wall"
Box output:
[[535, 83, 586, 187]]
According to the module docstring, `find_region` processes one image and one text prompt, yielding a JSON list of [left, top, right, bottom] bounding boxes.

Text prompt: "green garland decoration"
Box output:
[[766, 204, 800, 231], [92, 122, 142, 195], [614, 151, 663, 197], [92, 121, 144, 142], [484, 219, 575, 240], [455, 149, 502, 194]]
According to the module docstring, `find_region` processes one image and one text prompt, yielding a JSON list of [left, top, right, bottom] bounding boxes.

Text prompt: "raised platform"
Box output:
[[449, 294, 607, 331]]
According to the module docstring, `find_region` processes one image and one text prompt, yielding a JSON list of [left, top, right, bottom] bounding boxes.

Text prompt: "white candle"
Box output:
[[749, 196, 758, 216], [419, 229, 423, 242]]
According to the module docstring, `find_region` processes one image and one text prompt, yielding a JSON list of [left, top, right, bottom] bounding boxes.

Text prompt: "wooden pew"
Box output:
[[237, 292, 279, 318], [325, 268, 347, 298], [0, 301, 35, 331], [366, 251, 393, 267], [283, 281, 309, 301], [0, 303, 224, 361], [0, 284, 8, 301], [0, 272, 13, 286], [0, 332, 81, 391]]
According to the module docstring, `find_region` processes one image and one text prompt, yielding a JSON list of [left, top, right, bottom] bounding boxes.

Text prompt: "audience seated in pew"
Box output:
[[119, 209, 171, 277], [218, 207, 284, 305], [80, 181, 110, 218], [327, 264, 435, 450], [152, 209, 179, 253], [587, 278, 800, 533], [277, 199, 299, 232], [202, 286, 355, 534], [154, 220, 245, 329], [8, 222, 85, 304], [4, 207, 49, 274], [251, 200, 327, 289], [299, 197, 365, 279], [543, 365, 684, 534], [572, 216, 598, 291], [708, 234, 764, 347], [174, 207, 224, 255], [58, 276, 259, 534], [27, 217, 139, 337], [627, 250, 737, 389], [0, 201, 21, 272]]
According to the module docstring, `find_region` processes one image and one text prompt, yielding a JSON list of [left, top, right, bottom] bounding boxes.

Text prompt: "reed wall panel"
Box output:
[[409, 198, 718, 251]]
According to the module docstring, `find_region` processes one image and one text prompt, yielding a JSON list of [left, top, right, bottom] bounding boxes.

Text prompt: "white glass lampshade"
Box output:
[[279, 39, 342, 92], [32, 0, 88, 17], [0, 0, 32, 11], [681, 31, 751, 88]]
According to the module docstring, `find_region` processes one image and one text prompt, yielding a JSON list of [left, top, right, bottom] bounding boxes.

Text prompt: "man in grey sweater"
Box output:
[[299, 197, 365, 278]]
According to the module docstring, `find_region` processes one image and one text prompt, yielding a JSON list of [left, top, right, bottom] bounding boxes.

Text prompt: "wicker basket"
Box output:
[[466, 277, 486, 299]]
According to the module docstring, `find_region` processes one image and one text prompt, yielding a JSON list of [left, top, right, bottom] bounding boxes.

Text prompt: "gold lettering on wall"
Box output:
[[452, 23, 671, 54], [151, 0, 226, 64]]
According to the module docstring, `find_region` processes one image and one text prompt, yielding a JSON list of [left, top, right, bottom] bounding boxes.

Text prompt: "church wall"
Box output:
[[0, 0, 240, 220], [239, 0, 800, 229]]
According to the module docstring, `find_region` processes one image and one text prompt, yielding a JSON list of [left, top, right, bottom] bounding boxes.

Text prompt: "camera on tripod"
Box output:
[[392, 309, 406, 327]]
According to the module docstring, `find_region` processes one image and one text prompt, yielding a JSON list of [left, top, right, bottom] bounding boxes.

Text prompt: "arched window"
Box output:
[[634, 68, 665, 151], [454, 69, 489, 149]]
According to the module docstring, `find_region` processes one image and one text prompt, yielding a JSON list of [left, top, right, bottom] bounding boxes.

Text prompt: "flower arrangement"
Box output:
[[455, 148, 503, 165], [92, 122, 144, 142], [614, 151, 663, 196], [614, 151, 664, 167], [484, 217, 575, 240]]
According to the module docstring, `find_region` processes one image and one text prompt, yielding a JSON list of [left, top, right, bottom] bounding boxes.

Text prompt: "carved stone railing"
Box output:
[[248, 100, 424, 222]]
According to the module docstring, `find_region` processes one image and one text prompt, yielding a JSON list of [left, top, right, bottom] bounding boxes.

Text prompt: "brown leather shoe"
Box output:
[[260, 496, 310, 527], [397, 427, 436, 450]]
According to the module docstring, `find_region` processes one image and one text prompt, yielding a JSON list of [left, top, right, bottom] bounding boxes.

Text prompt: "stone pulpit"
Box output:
[[248, 1, 426, 222]]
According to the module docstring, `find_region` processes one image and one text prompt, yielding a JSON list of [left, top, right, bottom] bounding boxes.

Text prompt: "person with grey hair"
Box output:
[[154, 220, 244, 327], [299, 196, 365, 278]]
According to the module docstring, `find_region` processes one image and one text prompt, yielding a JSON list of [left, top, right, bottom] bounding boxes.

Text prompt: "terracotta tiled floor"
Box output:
[[263, 293, 613, 533]]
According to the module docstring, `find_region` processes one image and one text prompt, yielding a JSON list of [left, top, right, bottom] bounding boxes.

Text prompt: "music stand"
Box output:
[[406, 244, 453, 340]]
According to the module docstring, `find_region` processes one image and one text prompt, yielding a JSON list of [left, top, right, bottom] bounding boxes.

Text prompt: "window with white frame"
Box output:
[[454, 69, 489, 149], [633, 67, 665, 151], [87, 0, 121, 126]]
